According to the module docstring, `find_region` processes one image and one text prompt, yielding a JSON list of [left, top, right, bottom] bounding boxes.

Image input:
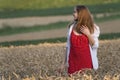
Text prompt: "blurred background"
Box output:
[[0, 0, 120, 46]]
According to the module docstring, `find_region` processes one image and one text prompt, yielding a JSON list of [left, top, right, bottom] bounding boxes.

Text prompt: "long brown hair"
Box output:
[[75, 5, 94, 34]]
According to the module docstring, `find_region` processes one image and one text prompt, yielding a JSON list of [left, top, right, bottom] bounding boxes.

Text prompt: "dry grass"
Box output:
[[0, 39, 120, 80]]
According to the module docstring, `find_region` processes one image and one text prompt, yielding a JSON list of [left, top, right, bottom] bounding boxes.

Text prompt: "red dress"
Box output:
[[68, 30, 93, 74]]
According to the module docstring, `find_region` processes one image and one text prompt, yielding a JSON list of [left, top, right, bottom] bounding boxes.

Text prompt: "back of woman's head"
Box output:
[[75, 5, 94, 34]]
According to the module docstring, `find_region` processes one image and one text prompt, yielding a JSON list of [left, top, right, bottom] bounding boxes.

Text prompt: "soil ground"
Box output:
[[0, 15, 119, 42]]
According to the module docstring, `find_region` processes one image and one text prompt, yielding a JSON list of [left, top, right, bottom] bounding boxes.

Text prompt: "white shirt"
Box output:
[[66, 23, 100, 70]]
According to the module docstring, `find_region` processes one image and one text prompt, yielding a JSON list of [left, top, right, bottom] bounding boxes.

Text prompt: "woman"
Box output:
[[60, 5, 100, 74]]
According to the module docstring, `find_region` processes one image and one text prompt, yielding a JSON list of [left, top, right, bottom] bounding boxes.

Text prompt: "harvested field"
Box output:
[[0, 39, 120, 80]]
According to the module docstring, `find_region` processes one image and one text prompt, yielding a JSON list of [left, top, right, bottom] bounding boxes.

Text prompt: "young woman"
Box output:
[[60, 5, 100, 74]]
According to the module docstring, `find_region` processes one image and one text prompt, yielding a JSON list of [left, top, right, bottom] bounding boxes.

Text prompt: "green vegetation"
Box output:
[[0, 22, 69, 36], [99, 33, 120, 40], [94, 14, 120, 22], [0, 0, 119, 10], [0, 13, 120, 36], [0, 2, 120, 18], [0, 33, 120, 47], [0, 37, 66, 47]]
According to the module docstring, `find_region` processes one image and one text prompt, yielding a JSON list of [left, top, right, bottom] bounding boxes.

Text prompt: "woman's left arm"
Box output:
[[80, 25, 95, 46], [86, 34, 95, 46]]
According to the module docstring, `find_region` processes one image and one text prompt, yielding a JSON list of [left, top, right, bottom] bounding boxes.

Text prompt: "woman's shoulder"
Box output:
[[68, 21, 76, 28]]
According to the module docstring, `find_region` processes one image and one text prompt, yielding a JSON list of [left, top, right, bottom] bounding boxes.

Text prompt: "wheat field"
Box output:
[[0, 39, 120, 80]]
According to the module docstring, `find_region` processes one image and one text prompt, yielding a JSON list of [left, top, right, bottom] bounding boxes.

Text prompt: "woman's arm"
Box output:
[[58, 47, 67, 73], [80, 25, 95, 46], [86, 34, 95, 46], [62, 47, 67, 65]]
